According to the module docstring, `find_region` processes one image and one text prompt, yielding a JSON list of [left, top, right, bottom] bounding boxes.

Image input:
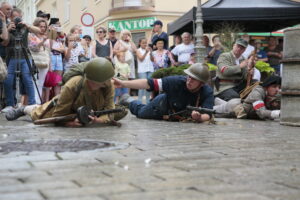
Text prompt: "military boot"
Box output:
[[5, 106, 25, 121], [119, 94, 135, 107]]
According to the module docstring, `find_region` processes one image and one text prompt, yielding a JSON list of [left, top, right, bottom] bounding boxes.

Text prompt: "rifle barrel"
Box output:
[[186, 106, 216, 114]]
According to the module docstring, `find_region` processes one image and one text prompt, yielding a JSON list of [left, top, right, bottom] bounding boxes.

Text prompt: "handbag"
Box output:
[[0, 57, 7, 82], [31, 48, 50, 69], [44, 71, 62, 87]]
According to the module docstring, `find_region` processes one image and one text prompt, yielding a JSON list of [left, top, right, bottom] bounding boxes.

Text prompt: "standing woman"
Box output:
[[28, 18, 50, 104], [114, 29, 137, 79], [136, 38, 154, 103], [92, 27, 113, 60], [152, 38, 172, 71]]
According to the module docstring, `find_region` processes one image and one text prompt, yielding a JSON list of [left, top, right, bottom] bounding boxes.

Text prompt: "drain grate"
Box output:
[[0, 139, 128, 153]]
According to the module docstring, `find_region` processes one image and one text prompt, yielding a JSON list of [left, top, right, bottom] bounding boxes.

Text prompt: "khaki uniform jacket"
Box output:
[[242, 85, 274, 119], [31, 76, 115, 122], [215, 51, 247, 95]]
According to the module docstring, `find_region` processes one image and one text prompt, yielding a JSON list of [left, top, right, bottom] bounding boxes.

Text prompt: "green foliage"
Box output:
[[207, 63, 218, 71], [151, 63, 218, 79], [151, 65, 190, 78], [255, 61, 275, 74], [213, 22, 245, 52]]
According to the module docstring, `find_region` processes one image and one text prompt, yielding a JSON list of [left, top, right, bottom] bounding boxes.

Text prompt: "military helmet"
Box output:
[[84, 58, 115, 83], [184, 63, 210, 83]]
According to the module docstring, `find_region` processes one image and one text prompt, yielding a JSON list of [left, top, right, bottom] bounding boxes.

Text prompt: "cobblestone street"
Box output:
[[0, 113, 299, 200]]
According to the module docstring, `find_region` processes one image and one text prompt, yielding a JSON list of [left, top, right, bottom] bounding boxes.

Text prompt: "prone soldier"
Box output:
[[113, 63, 214, 123], [5, 58, 127, 127]]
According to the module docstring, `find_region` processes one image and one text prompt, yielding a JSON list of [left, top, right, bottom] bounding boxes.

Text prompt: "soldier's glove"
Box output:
[[271, 110, 280, 119]]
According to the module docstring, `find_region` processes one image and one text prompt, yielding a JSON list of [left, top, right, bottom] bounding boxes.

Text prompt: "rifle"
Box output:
[[165, 106, 217, 121], [34, 106, 125, 125]]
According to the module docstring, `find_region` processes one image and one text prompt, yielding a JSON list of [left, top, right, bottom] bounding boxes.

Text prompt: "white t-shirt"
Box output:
[[137, 48, 154, 73], [64, 43, 85, 71], [171, 43, 194, 63], [242, 44, 255, 59]]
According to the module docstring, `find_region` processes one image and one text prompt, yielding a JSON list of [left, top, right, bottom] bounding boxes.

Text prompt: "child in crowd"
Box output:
[[136, 38, 154, 103], [114, 52, 130, 103], [64, 34, 85, 72]]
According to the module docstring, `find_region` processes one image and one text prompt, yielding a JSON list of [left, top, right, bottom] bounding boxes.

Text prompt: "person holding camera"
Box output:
[[2, 8, 42, 112]]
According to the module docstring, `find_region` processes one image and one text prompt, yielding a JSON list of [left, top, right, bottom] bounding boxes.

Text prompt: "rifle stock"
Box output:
[[34, 114, 77, 125]]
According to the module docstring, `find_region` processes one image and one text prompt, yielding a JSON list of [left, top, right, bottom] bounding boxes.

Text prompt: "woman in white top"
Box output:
[[114, 29, 137, 79], [136, 38, 154, 103]]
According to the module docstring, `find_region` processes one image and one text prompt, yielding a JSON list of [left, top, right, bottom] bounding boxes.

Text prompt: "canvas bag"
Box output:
[[30, 48, 50, 69], [0, 57, 7, 82]]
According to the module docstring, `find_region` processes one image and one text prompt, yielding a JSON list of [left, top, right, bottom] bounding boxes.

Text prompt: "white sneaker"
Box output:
[[1, 106, 14, 113]]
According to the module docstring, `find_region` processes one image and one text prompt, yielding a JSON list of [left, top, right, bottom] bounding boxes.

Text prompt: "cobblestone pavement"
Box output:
[[0, 113, 299, 200]]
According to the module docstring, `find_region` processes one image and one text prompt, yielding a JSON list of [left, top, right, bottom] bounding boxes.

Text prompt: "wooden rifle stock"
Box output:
[[34, 114, 77, 125]]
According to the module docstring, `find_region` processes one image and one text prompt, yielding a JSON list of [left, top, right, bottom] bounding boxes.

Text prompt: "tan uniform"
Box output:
[[31, 75, 115, 122], [215, 51, 247, 95]]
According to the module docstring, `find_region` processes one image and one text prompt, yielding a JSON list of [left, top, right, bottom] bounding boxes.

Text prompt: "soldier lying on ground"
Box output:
[[113, 63, 214, 123], [214, 75, 281, 120], [5, 58, 127, 127]]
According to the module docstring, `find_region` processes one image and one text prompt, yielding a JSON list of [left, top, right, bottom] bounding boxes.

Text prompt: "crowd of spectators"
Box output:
[[0, 2, 284, 113]]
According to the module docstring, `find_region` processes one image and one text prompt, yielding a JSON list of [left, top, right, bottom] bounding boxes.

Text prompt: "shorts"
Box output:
[[51, 54, 63, 71]]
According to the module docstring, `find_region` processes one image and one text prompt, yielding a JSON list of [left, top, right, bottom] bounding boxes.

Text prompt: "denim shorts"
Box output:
[[51, 54, 63, 71]]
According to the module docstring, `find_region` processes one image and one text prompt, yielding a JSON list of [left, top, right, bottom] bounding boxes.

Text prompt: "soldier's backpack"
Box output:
[[60, 61, 89, 86]]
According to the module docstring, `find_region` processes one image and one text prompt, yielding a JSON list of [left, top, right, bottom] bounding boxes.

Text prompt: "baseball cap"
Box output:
[[108, 27, 116, 32], [235, 38, 248, 48], [254, 39, 262, 44], [151, 20, 163, 27]]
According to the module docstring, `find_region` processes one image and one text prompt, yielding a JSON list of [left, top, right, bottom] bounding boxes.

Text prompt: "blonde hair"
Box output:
[[33, 17, 48, 29], [120, 29, 132, 41]]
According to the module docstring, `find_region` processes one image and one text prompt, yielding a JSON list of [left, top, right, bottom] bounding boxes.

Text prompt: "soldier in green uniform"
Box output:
[[214, 38, 255, 101], [5, 58, 127, 127]]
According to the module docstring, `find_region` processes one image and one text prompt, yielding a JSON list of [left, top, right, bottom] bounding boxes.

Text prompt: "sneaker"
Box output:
[[119, 94, 135, 107], [1, 106, 14, 113], [5, 106, 25, 121]]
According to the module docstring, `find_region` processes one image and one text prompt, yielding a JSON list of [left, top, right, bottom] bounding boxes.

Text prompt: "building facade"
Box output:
[[35, 0, 205, 44]]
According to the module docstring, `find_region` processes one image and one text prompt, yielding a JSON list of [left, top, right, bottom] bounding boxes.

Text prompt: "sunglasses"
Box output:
[[96, 31, 104, 34]]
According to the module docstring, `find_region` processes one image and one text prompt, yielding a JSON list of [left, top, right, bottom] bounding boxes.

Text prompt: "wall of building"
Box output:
[[35, 0, 199, 44]]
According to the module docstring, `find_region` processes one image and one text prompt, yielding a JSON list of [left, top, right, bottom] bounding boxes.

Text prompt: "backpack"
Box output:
[[60, 61, 88, 86]]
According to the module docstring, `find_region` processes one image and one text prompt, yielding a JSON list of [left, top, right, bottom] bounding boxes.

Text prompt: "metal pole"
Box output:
[[194, 0, 206, 63]]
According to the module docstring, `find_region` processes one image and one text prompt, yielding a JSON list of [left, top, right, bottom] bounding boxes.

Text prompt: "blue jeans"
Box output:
[[138, 72, 152, 103], [271, 65, 280, 76], [114, 88, 129, 102], [4, 59, 36, 106], [129, 93, 168, 119]]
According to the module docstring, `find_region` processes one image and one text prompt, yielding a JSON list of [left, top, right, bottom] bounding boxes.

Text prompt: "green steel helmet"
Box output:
[[84, 58, 115, 83], [184, 63, 210, 83]]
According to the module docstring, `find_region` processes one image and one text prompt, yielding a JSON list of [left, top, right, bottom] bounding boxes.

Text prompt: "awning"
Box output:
[[168, 0, 300, 35]]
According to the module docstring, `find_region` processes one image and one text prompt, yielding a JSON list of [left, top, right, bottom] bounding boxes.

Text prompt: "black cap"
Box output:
[[36, 10, 50, 20], [151, 20, 163, 27], [261, 75, 281, 87], [49, 18, 59, 26]]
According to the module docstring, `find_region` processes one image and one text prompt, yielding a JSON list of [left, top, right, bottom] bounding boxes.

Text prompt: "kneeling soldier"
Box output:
[[5, 58, 127, 127], [113, 63, 214, 123]]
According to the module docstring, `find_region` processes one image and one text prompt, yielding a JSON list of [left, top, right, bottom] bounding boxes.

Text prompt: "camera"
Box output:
[[14, 17, 25, 30], [72, 42, 78, 48]]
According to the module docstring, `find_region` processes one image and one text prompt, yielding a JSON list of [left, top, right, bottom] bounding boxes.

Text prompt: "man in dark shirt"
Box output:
[[149, 20, 169, 50], [113, 63, 214, 123], [108, 27, 118, 48]]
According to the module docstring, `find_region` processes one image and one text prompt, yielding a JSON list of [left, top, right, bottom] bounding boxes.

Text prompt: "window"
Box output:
[[52, 2, 57, 18], [82, 0, 87, 10], [64, 0, 70, 23]]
